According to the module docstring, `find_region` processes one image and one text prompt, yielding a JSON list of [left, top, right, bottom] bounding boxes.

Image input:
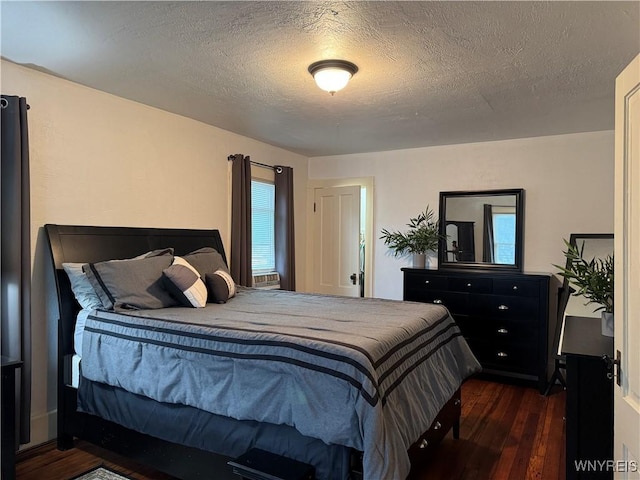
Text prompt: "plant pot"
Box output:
[[412, 253, 426, 269], [601, 311, 614, 337]]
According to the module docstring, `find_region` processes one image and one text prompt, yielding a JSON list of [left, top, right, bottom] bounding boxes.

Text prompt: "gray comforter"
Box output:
[[81, 288, 480, 480]]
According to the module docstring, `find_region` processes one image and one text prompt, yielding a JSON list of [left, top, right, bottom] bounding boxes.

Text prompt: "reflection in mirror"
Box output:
[[560, 234, 614, 320], [438, 189, 524, 271]]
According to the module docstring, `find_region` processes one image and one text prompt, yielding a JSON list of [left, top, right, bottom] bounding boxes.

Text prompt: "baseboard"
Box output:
[[19, 409, 57, 453], [16, 438, 57, 462]]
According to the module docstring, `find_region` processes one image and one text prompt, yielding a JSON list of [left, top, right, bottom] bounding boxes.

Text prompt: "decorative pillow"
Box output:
[[163, 257, 207, 308], [62, 263, 103, 310], [205, 269, 237, 304], [83, 252, 177, 311], [183, 247, 229, 278]]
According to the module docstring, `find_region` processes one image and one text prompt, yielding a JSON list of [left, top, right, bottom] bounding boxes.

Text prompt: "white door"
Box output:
[[311, 185, 361, 297], [614, 53, 640, 478]]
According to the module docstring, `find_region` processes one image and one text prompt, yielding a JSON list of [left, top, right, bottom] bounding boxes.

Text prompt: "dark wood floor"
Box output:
[[16, 378, 566, 480]]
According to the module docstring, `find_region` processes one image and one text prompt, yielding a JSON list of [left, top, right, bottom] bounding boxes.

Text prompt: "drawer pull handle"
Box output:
[[497, 328, 508, 334], [497, 351, 508, 358], [498, 305, 509, 310], [425, 280, 430, 284], [467, 283, 472, 287], [419, 438, 429, 449], [454, 398, 461, 406], [433, 421, 442, 430], [512, 285, 518, 290], [433, 299, 443, 304]]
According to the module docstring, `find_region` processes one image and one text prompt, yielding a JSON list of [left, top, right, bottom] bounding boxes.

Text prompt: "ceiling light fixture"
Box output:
[[308, 59, 358, 95]]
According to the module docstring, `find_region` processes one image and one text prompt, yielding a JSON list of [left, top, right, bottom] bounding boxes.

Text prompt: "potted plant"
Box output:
[[380, 205, 443, 268], [554, 239, 614, 336]]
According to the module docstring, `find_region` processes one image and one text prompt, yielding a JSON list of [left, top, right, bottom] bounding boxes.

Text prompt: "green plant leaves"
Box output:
[[554, 239, 614, 313], [380, 205, 443, 256]]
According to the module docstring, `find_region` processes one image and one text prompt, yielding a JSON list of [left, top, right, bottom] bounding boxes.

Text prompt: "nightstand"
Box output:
[[561, 316, 614, 480], [2, 356, 23, 480]]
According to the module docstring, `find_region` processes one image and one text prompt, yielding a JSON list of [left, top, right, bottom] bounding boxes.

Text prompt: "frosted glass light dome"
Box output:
[[308, 60, 358, 95]]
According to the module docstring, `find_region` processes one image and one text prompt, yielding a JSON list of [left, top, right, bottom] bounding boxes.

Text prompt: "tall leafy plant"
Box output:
[[554, 239, 614, 313], [380, 205, 442, 256]]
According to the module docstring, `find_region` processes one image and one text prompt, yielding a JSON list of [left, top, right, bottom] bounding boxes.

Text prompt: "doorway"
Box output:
[[306, 177, 373, 298]]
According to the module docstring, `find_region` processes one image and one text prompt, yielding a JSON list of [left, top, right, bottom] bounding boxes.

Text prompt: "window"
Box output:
[[251, 180, 275, 273], [492, 210, 516, 264]]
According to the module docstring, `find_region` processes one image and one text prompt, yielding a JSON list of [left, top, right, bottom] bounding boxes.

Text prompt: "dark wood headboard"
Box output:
[[44, 224, 227, 357]]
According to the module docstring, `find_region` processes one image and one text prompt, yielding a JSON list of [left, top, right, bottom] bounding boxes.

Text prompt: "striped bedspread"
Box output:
[[81, 288, 480, 480]]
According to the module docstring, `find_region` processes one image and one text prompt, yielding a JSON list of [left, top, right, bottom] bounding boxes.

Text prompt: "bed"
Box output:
[[45, 224, 481, 480]]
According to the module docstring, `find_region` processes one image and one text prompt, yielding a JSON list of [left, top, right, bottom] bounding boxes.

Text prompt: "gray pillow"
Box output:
[[62, 263, 103, 310], [83, 252, 177, 311], [62, 248, 173, 311], [183, 247, 228, 278]]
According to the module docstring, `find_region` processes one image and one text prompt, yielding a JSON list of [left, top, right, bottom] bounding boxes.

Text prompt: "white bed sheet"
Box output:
[[74, 309, 93, 357], [72, 354, 81, 388]]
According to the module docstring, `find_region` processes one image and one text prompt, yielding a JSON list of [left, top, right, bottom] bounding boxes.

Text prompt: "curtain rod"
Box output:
[[227, 155, 283, 173]]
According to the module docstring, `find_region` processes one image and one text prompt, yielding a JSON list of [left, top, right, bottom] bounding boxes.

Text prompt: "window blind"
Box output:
[[251, 180, 275, 272]]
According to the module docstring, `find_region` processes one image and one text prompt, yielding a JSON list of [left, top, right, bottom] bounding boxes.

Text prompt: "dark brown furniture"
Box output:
[[1, 356, 22, 480], [562, 315, 614, 480], [403, 268, 551, 392]]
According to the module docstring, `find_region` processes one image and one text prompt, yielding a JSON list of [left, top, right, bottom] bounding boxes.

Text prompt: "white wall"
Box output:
[[1, 60, 308, 447], [309, 131, 614, 300]]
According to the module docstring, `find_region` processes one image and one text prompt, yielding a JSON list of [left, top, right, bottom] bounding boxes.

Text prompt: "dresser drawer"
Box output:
[[467, 339, 538, 374], [404, 272, 447, 291], [493, 278, 540, 297], [448, 276, 492, 294], [406, 290, 468, 313], [455, 316, 537, 342], [475, 295, 540, 320]]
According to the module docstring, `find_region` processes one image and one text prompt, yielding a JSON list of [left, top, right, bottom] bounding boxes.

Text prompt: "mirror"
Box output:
[[545, 233, 614, 394], [438, 188, 524, 271], [558, 233, 614, 320]]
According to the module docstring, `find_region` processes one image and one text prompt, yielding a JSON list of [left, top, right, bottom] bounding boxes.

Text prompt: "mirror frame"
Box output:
[[437, 188, 525, 272]]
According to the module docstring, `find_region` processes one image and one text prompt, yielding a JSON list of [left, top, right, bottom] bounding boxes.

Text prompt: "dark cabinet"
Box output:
[[562, 315, 614, 480], [2, 356, 22, 480], [402, 268, 551, 392], [445, 221, 475, 262]]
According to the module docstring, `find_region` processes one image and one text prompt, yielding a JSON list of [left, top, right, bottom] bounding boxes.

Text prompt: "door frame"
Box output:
[[306, 177, 374, 298]]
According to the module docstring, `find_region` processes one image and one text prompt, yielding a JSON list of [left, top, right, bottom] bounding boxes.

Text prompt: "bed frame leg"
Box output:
[[57, 433, 74, 451]]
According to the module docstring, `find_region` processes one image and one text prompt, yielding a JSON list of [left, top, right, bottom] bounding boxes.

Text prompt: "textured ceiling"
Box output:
[[1, 1, 639, 157]]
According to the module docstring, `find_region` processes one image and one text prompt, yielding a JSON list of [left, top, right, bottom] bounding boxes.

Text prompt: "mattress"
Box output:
[[71, 354, 81, 388], [80, 288, 480, 480]]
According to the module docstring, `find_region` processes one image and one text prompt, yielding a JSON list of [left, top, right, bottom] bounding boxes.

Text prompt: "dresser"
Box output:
[[562, 315, 614, 480], [402, 268, 551, 392]]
